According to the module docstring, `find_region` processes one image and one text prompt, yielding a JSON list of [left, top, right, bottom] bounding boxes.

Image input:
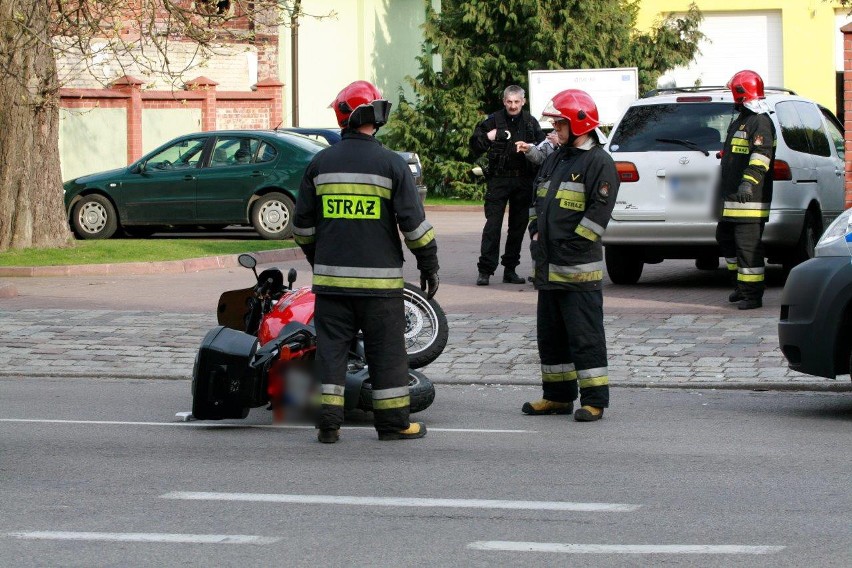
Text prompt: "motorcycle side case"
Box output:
[[344, 367, 370, 411], [192, 325, 264, 420]]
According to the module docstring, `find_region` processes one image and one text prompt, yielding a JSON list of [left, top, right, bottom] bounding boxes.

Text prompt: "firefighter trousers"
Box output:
[[477, 176, 534, 275], [716, 221, 765, 301], [536, 289, 609, 408], [314, 294, 410, 433]]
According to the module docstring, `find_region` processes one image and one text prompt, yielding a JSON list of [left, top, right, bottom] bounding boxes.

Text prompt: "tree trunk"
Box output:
[[0, 0, 71, 251]]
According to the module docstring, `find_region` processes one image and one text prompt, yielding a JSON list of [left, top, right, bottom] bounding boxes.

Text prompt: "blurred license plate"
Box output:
[[668, 176, 709, 204]]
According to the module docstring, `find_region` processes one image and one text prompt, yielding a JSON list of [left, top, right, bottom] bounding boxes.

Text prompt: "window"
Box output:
[[775, 101, 831, 157], [256, 141, 277, 163], [609, 103, 734, 153], [820, 107, 845, 160], [207, 137, 260, 166], [146, 138, 206, 170]]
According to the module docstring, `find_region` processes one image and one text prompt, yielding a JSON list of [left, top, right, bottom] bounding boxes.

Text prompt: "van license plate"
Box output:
[[668, 176, 709, 204]]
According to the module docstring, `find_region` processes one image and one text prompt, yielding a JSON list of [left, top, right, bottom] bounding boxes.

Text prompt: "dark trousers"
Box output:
[[314, 294, 409, 433], [536, 289, 609, 408], [477, 176, 533, 275], [716, 221, 765, 301]]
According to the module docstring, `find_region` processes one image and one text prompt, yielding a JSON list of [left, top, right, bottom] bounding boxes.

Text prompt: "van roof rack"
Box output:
[[641, 85, 796, 98]]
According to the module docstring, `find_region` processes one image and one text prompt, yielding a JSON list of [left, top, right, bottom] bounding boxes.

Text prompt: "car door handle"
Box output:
[[836, 169, 843, 177], [183, 175, 196, 181], [250, 171, 266, 177]]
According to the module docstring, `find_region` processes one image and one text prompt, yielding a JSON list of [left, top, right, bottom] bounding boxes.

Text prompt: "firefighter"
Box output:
[[716, 70, 775, 310], [469, 85, 545, 286], [293, 80, 440, 443], [522, 89, 619, 422]]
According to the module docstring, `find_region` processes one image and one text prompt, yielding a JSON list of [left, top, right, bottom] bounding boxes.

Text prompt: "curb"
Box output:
[[0, 247, 305, 278], [1, 372, 847, 393]]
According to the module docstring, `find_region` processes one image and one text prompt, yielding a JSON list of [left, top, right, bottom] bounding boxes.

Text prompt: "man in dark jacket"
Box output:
[[523, 89, 619, 422], [470, 85, 545, 286], [716, 70, 776, 310], [293, 80, 439, 443]]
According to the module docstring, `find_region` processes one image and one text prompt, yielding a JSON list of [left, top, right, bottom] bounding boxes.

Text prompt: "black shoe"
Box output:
[[476, 273, 490, 286], [378, 422, 427, 441], [738, 298, 762, 310], [728, 289, 743, 303], [502, 270, 525, 284], [317, 428, 340, 444]]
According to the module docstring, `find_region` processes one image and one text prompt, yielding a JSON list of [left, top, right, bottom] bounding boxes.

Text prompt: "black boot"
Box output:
[[317, 428, 340, 444], [476, 273, 490, 286], [728, 289, 743, 303], [502, 269, 525, 284], [738, 298, 762, 310]]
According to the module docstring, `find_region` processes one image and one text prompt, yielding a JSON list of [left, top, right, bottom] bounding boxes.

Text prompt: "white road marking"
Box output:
[[467, 541, 785, 554], [161, 492, 640, 512], [6, 531, 279, 545], [0, 418, 532, 434]]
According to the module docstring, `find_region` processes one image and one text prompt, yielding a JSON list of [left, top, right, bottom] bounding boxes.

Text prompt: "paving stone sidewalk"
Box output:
[[1, 308, 845, 391]]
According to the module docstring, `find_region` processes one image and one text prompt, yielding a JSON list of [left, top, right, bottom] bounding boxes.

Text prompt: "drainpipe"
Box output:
[[290, 0, 301, 127]]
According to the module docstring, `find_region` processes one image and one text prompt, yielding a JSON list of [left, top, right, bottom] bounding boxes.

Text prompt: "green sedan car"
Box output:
[[64, 130, 325, 240]]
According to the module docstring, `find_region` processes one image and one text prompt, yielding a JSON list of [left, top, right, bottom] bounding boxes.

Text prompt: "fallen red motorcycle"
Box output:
[[191, 253, 448, 420]]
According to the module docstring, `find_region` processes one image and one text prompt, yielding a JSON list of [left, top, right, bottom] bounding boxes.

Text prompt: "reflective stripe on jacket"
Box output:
[[294, 131, 438, 297], [719, 109, 776, 223], [528, 141, 619, 291]]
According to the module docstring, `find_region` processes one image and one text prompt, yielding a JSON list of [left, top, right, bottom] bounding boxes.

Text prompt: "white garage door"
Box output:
[[659, 11, 783, 90]]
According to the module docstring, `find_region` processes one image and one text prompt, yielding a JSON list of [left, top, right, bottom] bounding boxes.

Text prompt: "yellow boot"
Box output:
[[522, 399, 573, 415], [378, 422, 427, 441], [574, 406, 604, 422]]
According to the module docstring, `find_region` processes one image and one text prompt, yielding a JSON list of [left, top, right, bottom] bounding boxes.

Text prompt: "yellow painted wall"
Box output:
[[59, 108, 127, 182], [638, 1, 846, 109], [280, 0, 426, 127], [141, 109, 203, 154]]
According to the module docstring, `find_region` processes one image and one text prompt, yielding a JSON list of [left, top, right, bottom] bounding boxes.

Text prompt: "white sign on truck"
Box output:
[[528, 68, 639, 127]]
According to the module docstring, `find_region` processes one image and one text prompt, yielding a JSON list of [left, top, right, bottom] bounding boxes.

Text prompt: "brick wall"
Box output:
[[60, 76, 284, 164], [844, 23, 852, 208]]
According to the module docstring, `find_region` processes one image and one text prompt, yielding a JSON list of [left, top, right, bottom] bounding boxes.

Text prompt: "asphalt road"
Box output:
[[2, 378, 851, 567]]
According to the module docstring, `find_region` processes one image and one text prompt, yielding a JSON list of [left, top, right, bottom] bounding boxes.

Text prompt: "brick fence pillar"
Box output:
[[111, 75, 144, 163], [185, 76, 219, 131], [255, 78, 285, 128], [842, 23, 852, 208]]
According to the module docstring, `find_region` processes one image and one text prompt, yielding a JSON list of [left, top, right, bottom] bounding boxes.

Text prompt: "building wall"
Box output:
[[279, 0, 428, 127], [637, 1, 847, 111]]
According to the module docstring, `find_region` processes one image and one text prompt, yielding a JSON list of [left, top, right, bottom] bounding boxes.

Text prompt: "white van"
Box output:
[[603, 87, 846, 284]]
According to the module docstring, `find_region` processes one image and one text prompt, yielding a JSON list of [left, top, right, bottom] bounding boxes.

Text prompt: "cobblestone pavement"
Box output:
[[0, 308, 846, 391], [1, 210, 848, 391]]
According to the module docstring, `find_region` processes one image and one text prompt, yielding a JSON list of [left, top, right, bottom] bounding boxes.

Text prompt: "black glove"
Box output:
[[735, 182, 753, 203], [495, 130, 511, 141], [420, 270, 439, 300]]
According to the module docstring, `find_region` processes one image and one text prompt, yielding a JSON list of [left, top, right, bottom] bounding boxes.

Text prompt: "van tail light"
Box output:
[[773, 159, 792, 181], [615, 161, 640, 182]]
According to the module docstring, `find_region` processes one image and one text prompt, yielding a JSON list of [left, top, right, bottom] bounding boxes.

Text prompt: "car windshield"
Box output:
[[272, 132, 328, 151], [609, 102, 735, 153]]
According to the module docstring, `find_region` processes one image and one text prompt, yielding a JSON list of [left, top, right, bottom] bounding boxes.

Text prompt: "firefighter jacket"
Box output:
[[718, 107, 775, 223], [469, 109, 544, 178], [293, 131, 438, 297], [528, 139, 619, 291]]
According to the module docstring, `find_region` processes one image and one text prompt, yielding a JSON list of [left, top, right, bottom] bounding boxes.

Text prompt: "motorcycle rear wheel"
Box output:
[[358, 369, 435, 414], [403, 283, 448, 369]]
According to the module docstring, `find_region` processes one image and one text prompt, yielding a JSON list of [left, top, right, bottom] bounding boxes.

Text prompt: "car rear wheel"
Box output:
[[783, 209, 821, 272], [695, 256, 719, 270], [251, 192, 294, 239], [605, 246, 644, 285], [71, 194, 118, 239]]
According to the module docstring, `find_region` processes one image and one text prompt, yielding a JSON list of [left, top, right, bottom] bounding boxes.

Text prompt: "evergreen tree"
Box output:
[[381, 0, 703, 198]]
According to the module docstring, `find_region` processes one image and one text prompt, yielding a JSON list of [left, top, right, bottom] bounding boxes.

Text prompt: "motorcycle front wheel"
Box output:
[[358, 369, 435, 414], [403, 283, 449, 369]]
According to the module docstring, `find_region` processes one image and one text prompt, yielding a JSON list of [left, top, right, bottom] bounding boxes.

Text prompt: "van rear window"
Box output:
[[609, 103, 735, 153]]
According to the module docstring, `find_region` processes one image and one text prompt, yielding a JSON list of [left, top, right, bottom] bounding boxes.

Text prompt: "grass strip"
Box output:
[[0, 239, 295, 267]]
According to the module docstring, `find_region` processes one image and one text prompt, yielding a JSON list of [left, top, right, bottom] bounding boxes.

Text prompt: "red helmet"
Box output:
[[727, 70, 765, 103], [329, 80, 391, 129], [541, 89, 600, 136]]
